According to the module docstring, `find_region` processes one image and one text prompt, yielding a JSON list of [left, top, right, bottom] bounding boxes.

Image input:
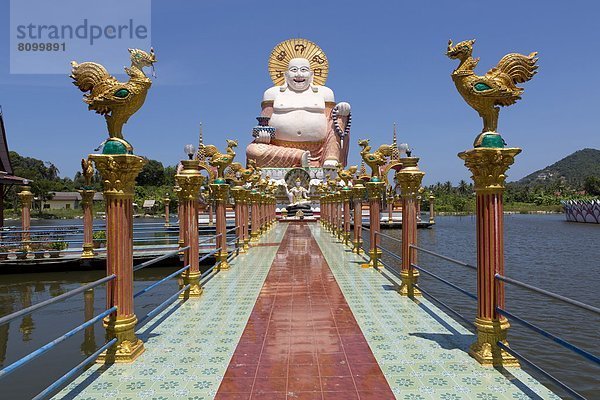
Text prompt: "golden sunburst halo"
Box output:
[[268, 38, 329, 86]]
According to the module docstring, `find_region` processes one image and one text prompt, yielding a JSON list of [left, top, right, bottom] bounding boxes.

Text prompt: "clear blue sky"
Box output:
[[1, 0, 599, 185]]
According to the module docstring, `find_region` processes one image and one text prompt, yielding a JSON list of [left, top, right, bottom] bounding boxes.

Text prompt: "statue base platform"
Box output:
[[286, 204, 313, 218]]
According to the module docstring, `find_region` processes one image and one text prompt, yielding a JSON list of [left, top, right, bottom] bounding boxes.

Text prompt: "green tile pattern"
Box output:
[[309, 224, 560, 400], [54, 224, 288, 400]]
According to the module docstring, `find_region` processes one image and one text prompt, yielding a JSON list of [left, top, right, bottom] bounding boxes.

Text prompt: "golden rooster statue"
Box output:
[[200, 139, 238, 181], [71, 48, 156, 153], [358, 139, 392, 180], [447, 39, 538, 147], [337, 165, 358, 187]]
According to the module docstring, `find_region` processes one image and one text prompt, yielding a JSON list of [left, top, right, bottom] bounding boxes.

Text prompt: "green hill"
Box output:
[[516, 148, 600, 188]]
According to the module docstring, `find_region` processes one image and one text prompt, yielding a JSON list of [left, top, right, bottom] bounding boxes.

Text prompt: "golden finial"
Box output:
[[391, 123, 400, 160], [196, 122, 205, 161], [447, 39, 538, 147]]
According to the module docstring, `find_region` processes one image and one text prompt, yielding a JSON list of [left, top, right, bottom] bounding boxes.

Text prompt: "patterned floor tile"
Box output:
[[53, 224, 288, 400], [309, 224, 561, 400]]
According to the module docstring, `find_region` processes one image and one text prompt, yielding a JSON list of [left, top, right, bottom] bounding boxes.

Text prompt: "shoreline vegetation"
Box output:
[[4, 150, 600, 221]]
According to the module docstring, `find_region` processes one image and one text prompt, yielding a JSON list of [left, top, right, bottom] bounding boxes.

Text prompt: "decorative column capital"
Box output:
[[163, 197, 170, 205], [365, 181, 385, 200], [90, 154, 146, 199], [230, 186, 244, 203], [458, 148, 521, 192], [210, 183, 230, 202], [175, 159, 203, 201], [18, 186, 34, 207], [395, 157, 425, 198], [78, 189, 96, 206]]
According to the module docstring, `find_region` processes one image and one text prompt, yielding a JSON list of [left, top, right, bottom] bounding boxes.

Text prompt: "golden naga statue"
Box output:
[[200, 139, 238, 182], [71, 48, 156, 154], [446, 39, 538, 147], [227, 161, 255, 186], [358, 139, 392, 180], [337, 165, 358, 187]]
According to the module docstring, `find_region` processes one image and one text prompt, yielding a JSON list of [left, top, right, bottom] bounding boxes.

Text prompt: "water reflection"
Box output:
[[18, 286, 34, 342], [81, 288, 96, 356]]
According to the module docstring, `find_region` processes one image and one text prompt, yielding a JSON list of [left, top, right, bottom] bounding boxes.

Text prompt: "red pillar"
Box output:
[[361, 181, 384, 268], [91, 154, 146, 363], [395, 157, 424, 297], [459, 147, 521, 367]]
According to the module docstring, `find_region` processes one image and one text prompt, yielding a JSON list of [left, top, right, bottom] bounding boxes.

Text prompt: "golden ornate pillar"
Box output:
[[91, 154, 146, 363], [337, 193, 344, 241], [428, 195, 435, 224], [17, 186, 33, 249], [342, 188, 351, 246], [79, 189, 96, 258], [211, 183, 230, 269], [352, 180, 365, 254], [163, 196, 170, 227], [459, 147, 521, 367], [231, 186, 245, 253], [361, 181, 384, 268], [395, 157, 424, 297], [175, 160, 203, 297]]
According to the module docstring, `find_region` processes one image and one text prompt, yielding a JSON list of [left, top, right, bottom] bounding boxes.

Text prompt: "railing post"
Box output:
[[79, 189, 96, 259], [361, 180, 384, 268], [231, 186, 245, 253], [428, 194, 435, 224], [208, 202, 214, 226], [342, 187, 351, 246], [337, 194, 344, 241], [90, 154, 146, 363], [250, 190, 259, 242], [242, 189, 250, 250], [322, 195, 328, 230], [163, 196, 170, 227], [395, 157, 424, 297], [175, 160, 203, 297], [211, 182, 230, 269], [17, 185, 33, 251], [387, 191, 394, 223], [459, 147, 521, 367], [81, 287, 97, 356], [352, 180, 365, 254]]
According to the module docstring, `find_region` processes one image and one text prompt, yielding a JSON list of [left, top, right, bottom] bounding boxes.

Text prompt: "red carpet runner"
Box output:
[[215, 223, 394, 400]]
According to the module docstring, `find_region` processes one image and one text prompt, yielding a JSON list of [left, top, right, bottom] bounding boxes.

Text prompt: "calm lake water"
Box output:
[[0, 215, 598, 399]]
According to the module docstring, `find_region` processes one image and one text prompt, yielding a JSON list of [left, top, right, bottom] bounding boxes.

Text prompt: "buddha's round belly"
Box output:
[[270, 110, 327, 142]]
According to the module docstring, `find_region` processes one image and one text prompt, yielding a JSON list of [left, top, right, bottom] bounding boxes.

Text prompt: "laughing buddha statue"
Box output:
[[246, 38, 352, 169]]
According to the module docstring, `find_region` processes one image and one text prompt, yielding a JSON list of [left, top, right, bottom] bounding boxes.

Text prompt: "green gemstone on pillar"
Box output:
[[103, 140, 128, 154], [480, 134, 506, 148]]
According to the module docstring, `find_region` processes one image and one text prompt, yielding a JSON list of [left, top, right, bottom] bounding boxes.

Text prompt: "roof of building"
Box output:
[[48, 191, 103, 201], [0, 109, 28, 186]]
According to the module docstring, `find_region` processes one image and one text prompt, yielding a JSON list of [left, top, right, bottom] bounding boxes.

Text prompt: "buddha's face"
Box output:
[[285, 58, 312, 92]]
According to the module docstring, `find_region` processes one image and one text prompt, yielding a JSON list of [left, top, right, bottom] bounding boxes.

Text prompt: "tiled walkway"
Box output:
[[216, 223, 394, 400], [310, 224, 560, 400], [54, 224, 289, 400], [53, 222, 560, 400]]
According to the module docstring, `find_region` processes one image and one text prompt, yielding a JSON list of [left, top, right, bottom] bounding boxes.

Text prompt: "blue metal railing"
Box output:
[[32, 338, 117, 400], [0, 274, 115, 326], [411, 263, 477, 300], [375, 231, 401, 244], [133, 246, 189, 272], [496, 342, 585, 400], [0, 306, 117, 379], [134, 264, 191, 299], [410, 244, 476, 270]]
